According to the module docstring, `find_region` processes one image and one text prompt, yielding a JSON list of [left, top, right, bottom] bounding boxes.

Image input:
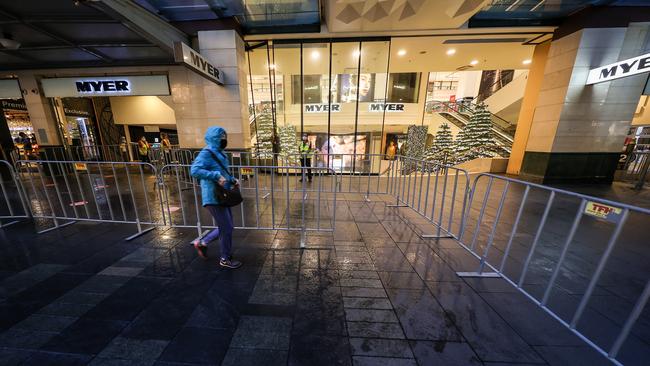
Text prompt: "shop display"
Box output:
[[405, 125, 428, 160], [424, 123, 454, 165], [278, 125, 300, 165]]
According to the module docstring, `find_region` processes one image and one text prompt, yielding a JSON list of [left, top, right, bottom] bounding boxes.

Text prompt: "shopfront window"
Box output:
[[387, 73, 420, 103]]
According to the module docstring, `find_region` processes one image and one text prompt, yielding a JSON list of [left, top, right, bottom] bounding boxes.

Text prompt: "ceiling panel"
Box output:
[[93, 46, 169, 60], [1, 24, 63, 45], [18, 48, 104, 62], [45, 23, 147, 43]]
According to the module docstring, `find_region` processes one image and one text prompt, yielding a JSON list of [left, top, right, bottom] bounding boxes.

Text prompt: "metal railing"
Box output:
[[0, 160, 30, 227], [620, 151, 650, 190], [456, 173, 650, 366]]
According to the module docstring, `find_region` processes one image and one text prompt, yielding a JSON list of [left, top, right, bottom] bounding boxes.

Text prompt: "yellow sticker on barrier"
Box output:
[[74, 163, 87, 171], [584, 201, 622, 223], [240, 167, 253, 175]]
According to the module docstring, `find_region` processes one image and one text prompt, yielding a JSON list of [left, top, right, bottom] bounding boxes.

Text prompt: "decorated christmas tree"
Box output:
[[424, 123, 455, 165], [253, 109, 275, 159], [278, 125, 300, 166], [405, 125, 428, 160], [466, 103, 497, 159], [454, 128, 471, 163]]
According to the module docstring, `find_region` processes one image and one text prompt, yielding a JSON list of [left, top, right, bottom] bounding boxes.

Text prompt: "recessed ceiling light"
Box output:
[[446, 49, 456, 55], [269, 64, 276, 70], [419, 51, 426, 54], [470, 60, 479, 65], [397, 49, 406, 56], [352, 50, 360, 58], [522, 59, 532, 65], [311, 50, 320, 60]]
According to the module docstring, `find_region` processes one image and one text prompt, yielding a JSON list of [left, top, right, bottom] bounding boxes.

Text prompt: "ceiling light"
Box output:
[[310, 50, 320, 60], [446, 49, 456, 55], [352, 50, 360, 58], [522, 59, 532, 65], [397, 49, 406, 56], [470, 60, 479, 65], [269, 63, 276, 70]]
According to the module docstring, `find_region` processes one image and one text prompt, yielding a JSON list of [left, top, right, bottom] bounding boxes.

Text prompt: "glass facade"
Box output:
[[246, 38, 529, 172]]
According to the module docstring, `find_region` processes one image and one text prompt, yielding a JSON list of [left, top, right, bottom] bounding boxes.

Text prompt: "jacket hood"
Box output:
[[205, 126, 226, 150]]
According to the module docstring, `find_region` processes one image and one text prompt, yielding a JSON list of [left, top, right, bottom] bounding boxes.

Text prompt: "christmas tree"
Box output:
[[466, 103, 497, 159], [454, 128, 471, 163], [405, 125, 428, 160], [253, 109, 275, 159], [424, 123, 455, 165], [278, 125, 300, 166]]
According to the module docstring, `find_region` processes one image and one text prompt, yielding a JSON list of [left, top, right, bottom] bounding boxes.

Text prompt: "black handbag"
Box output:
[[206, 149, 243, 207]]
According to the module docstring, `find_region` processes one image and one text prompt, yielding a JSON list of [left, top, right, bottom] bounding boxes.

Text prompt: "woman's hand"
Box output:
[[218, 176, 227, 187]]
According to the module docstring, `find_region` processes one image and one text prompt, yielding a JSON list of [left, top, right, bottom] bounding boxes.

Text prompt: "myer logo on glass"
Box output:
[[75, 80, 130, 93], [586, 52, 650, 85], [304, 104, 341, 113], [369, 103, 405, 112]]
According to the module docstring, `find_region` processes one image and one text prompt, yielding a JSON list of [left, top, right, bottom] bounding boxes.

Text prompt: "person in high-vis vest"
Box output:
[[299, 136, 313, 182]]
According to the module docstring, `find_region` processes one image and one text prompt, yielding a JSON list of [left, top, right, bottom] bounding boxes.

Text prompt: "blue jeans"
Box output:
[[203, 205, 233, 260]]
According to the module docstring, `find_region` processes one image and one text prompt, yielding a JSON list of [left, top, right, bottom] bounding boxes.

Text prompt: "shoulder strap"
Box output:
[[206, 149, 231, 176]]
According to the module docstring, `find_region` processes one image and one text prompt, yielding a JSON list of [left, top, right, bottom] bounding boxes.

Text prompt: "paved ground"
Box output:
[[0, 192, 635, 366]]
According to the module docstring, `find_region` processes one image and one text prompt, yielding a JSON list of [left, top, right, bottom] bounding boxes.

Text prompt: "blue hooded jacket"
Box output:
[[191, 126, 235, 206]]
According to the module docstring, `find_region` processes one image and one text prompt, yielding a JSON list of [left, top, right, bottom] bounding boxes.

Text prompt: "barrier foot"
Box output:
[[364, 195, 371, 203], [262, 193, 270, 199], [456, 271, 501, 278], [421, 234, 454, 239], [125, 226, 156, 241], [37, 220, 76, 234], [386, 204, 408, 208], [0, 220, 21, 229]]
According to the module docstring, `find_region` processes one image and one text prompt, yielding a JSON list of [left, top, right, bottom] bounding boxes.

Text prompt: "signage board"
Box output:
[[74, 163, 88, 171], [1, 99, 26, 110], [240, 167, 254, 175], [0, 79, 22, 99], [41, 75, 170, 97], [368, 103, 405, 112], [304, 103, 341, 113], [174, 42, 224, 85], [586, 52, 650, 85], [584, 201, 623, 223]]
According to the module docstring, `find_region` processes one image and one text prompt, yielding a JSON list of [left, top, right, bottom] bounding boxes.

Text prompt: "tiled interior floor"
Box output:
[[0, 194, 642, 366]]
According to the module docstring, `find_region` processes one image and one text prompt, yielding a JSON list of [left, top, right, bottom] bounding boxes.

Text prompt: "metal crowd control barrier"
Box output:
[[14, 159, 159, 239], [159, 164, 337, 248], [0, 160, 30, 228], [455, 173, 650, 366], [621, 151, 650, 190], [386, 155, 471, 239]]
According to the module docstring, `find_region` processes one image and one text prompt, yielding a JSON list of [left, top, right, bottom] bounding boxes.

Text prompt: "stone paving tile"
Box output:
[[0, 264, 67, 299], [0, 348, 34, 366], [37, 301, 95, 317], [339, 270, 380, 279], [386, 288, 461, 341], [347, 321, 405, 339], [41, 318, 128, 354], [533, 345, 612, 366], [289, 334, 352, 366], [349, 338, 414, 358], [0, 328, 58, 349], [378, 271, 425, 289], [410, 340, 482, 365], [158, 327, 232, 364], [22, 351, 93, 365], [345, 308, 399, 323], [340, 278, 383, 288], [221, 348, 288, 366], [343, 297, 393, 310], [229, 315, 292, 350], [341, 287, 387, 298], [97, 336, 169, 363], [12, 314, 78, 332], [352, 356, 417, 366]]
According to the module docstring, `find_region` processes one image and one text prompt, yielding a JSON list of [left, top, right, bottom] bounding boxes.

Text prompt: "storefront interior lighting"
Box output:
[[470, 60, 479, 65], [446, 49, 456, 55], [311, 50, 320, 60], [522, 59, 532, 65], [269, 63, 276, 70], [353, 50, 360, 58], [397, 49, 406, 56]]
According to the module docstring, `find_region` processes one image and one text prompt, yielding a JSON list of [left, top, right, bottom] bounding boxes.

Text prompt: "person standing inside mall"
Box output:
[[137, 136, 150, 164], [299, 135, 313, 182], [190, 126, 242, 269]]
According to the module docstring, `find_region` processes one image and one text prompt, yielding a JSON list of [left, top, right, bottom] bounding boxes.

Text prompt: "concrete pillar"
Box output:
[[519, 23, 650, 183], [175, 30, 250, 149], [17, 73, 62, 146]]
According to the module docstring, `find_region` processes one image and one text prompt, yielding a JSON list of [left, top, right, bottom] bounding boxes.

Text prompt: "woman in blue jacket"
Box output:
[[190, 126, 242, 269]]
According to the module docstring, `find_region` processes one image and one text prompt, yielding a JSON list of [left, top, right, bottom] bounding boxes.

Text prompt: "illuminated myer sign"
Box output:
[[369, 103, 404, 112], [304, 103, 341, 113], [586, 52, 650, 85], [174, 42, 224, 85], [75, 80, 129, 93]]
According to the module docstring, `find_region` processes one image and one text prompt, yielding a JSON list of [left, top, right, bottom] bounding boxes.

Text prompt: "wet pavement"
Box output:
[[1, 189, 641, 366]]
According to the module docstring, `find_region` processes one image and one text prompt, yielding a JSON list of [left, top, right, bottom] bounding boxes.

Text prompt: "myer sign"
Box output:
[[41, 75, 170, 97], [174, 42, 224, 85], [304, 103, 341, 113], [586, 52, 650, 85], [369, 103, 404, 112]]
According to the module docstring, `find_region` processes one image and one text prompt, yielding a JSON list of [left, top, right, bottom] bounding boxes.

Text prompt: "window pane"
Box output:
[[387, 73, 420, 103]]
